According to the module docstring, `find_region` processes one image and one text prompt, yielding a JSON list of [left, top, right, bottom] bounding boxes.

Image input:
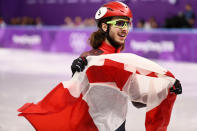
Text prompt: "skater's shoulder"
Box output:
[[80, 49, 104, 57]]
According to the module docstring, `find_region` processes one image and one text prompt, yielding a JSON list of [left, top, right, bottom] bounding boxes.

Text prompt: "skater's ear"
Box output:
[[101, 23, 108, 32]]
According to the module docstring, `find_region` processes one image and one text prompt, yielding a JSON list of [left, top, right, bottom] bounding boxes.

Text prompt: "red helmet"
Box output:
[[95, 1, 133, 26]]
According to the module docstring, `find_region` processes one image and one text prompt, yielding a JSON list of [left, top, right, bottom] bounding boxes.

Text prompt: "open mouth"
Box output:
[[118, 33, 127, 38], [118, 34, 125, 37]]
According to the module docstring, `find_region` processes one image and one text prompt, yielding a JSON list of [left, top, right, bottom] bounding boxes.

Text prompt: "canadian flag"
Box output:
[[18, 53, 177, 131]]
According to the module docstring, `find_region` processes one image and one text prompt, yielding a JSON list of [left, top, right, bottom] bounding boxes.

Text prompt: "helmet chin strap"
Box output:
[[105, 25, 122, 49]]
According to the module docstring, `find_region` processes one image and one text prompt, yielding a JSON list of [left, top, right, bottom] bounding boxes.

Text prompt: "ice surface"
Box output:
[[0, 48, 196, 131]]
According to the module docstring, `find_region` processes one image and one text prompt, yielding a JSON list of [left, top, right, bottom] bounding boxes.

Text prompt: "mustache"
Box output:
[[118, 30, 127, 35], [118, 32, 127, 36]]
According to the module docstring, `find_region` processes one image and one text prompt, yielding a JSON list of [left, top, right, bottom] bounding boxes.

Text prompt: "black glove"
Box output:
[[170, 79, 182, 95], [71, 57, 88, 76]]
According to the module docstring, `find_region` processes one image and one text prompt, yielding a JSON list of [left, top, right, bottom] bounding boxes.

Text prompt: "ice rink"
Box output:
[[0, 48, 197, 131]]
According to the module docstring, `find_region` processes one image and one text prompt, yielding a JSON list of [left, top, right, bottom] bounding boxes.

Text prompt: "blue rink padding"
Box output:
[[0, 48, 197, 131]]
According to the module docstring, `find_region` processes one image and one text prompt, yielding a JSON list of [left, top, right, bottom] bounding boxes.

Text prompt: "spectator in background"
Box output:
[[136, 19, 145, 28], [164, 3, 195, 28], [0, 17, 6, 27], [183, 3, 195, 27], [10, 16, 35, 25], [28, 17, 34, 25], [83, 18, 90, 26], [164, 12, 189, 28], [144, 16, 158, 29], [62, 16, 74, 27], [21, 16, 29, 25], [10, 17, 21, 25], [84, 18, 96, 27], [35, 17, 43, 27], [89, 18, 96, 26], [74, 16, 84, 27]]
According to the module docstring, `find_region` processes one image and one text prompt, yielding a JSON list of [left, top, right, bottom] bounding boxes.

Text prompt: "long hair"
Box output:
[[89, 17, 112, 49], [89, 29, 105, 49]]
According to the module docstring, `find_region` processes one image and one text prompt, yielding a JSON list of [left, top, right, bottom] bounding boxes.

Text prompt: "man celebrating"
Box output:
[[72, 1, 132, 65], [18, 1, 182, 131], [71, 1, 147, 131], [71, 1, 182, 131], [71, 2, 145, 131]]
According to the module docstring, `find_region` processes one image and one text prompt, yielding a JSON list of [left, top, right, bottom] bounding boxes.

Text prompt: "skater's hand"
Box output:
[[170, 79, 182, 95], [71, 57, 88, 76]]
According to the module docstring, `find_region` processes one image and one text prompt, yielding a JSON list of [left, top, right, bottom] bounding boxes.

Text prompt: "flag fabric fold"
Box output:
[[18, 53, 177, 131]]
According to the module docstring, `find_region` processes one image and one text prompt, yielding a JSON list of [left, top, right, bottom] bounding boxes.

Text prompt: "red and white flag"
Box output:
[[18, 53, 177, 131]]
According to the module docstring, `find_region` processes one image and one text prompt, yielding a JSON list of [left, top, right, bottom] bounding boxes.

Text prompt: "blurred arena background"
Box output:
[[0, 0, 197, 131]]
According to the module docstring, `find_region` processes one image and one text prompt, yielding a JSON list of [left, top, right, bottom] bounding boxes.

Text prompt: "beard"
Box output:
[[106, 33, 125, 49]]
